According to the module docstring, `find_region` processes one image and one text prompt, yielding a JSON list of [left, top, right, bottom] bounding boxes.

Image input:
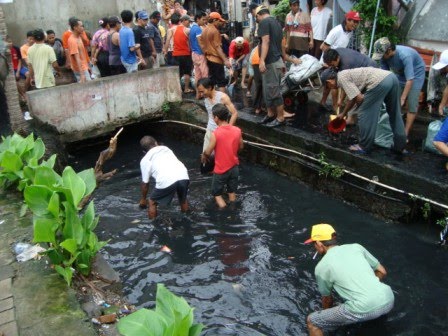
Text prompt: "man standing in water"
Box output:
[[139, 136, 189, 219], [201, 104, 243, 208], [305, 223, 394, 335]]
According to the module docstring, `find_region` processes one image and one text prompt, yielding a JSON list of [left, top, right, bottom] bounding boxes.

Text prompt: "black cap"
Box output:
[[249, 2, 259, 11], [289, 0, 300, 4]]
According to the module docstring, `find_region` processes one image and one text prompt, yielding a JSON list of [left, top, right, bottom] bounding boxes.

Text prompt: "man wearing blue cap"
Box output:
[[305, 223, 394, 335], [133, 10, 153, 69]]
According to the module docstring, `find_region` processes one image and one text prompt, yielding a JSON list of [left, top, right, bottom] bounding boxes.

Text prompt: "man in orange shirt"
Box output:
[[173, 15, 193, 94], [68, 17, 91, 83], [62, 17, 91, 69], [198, 12, 231, 92], [19, 31, 34, 93]]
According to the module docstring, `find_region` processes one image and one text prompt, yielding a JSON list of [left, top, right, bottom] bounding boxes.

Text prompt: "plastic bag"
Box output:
[[423, 119, 443, 154], [374, 112, 394, 149]]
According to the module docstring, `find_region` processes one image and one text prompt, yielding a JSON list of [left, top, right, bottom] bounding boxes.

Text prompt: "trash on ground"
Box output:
[[14, 243, 46, 262], [160, 245, 172, 253], [24, 111, 33, 120], [98, 313, 117, 324]]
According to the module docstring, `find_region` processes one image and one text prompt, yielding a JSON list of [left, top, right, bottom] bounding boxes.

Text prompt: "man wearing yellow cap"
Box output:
[[305, 224, 394, 335]]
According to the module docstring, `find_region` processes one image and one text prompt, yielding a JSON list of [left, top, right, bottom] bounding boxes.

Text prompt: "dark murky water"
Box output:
[[71, 131, 448, 336]]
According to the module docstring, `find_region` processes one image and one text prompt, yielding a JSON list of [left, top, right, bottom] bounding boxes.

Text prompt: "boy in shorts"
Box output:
[[201, 103, 244, 208], [139, 136, 189, 219]]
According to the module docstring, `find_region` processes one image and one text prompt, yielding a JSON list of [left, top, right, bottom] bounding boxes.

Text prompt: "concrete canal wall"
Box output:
[[27, 67, 182, 142]]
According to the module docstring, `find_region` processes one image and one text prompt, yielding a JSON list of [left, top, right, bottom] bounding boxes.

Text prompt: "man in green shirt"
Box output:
[[27, 29, 60, 89], [305, 223, 394, 335]]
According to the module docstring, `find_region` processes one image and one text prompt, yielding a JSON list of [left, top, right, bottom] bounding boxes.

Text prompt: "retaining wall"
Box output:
[[26, 66, 182, 142]]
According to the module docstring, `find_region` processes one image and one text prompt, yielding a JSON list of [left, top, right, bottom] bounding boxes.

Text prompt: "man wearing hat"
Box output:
[[321, 10, 361, 54], [133, 10, 153, 70], [285, 0, 314, 58], [431, 51, 448, 159], [148, 11, 165, 68], [431, 50, 448, 117], [198, 12, 231, 93], [229, 36, 250, 88], [372, 37, 425, 138], [305, 224, 394, 335], [256, 5, 294, 127]]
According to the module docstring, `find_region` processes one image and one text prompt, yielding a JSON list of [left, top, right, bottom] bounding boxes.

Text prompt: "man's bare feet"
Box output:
[[284, 111, 295, 118]]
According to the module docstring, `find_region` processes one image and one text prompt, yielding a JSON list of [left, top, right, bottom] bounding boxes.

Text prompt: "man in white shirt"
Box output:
[[139, 136, 189, 219], [320, 11, 361, 54]]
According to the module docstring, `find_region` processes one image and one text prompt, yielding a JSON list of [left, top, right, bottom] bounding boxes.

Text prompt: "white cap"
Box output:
[[235, 36, 244, 44], [433, 50, 448, 70]]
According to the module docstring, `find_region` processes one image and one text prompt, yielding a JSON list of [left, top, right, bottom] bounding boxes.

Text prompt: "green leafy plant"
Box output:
[[162, 102, 171, 114], [0, 133, 56, 191], [421, 202, 431, 221], [272, 0, 291, 24], [318, 152, 344, 179], [118, 284, 204, 336], [24, 166, 106, 285], [436, 217, 447, 228], [353, 0, 401, 48]]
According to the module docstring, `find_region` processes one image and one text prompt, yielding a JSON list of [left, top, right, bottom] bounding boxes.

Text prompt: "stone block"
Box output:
[[0, 279, 12, 301], [0, 298, 13, 313], [0, 321, 18, 336], [0, 266, 14, 282], [0, 308, 14, 326]]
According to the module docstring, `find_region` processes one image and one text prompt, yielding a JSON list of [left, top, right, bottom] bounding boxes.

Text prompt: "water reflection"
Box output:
[[70, 135, 448, 336]]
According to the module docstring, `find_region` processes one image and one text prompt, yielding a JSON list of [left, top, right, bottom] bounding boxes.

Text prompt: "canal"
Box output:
[[70, 126, 448, 336]]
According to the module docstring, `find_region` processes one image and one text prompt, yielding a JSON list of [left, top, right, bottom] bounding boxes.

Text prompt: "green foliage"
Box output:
[[24, 167, 106, 286], [118, 284, 204, 336], [162, 102, 171, 114], [421, 202, 431, 221], [353, 0, 401, 48], [318, 153, 344, 179], [436, 215, 448, 228], [0, 133, 56, 191], [272, 0, 291, 23]]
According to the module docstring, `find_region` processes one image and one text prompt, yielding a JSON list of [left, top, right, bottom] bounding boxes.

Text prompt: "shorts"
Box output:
[[212, 165, 239, 196], [174, 55, 193, 76], [308, 301, 394, 331], [122, 60, 138, 73], [231, 56, 248, 71], [14, 66, 28, 79], [73, 70, 92, 82], [150, 179, 190, 206], [261, 58, 284, 108], [153, 53, 165, 69], [400, 85, 420, 113], [192, 52, 208, 81], [207, 60, 227, 88]]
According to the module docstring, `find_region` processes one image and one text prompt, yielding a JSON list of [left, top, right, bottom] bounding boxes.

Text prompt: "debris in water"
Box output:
[[91, 318, 100, 325], [287, 256, 295, 260], [160, 245, 172, 253], [24, 111, 33, 120], [0, 220, 4, 225], [131, 219, 141, 224], [312, 251, 318, 260], [98, 313, 117, 324]]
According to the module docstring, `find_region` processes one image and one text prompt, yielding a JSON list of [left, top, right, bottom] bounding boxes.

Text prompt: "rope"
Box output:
[[154, 119, 448, 210]]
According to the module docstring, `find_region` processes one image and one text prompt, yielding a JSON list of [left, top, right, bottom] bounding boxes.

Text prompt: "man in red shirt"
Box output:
[[172, 15, 193, 94], [68, 17, 91, 83], [229, 36, 250, 88], [201, 103, 244, 208], [5, 36, 26, 100]]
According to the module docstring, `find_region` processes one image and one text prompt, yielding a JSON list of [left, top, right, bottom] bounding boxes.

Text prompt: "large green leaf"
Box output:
[[53, 186, 74, 207], [54, 265, 73, 286], [62, 167, 86, 207], [1, 151, 23, 172], [33, 217, 58, 244], [60, 238, 78, 255], [34, 166, 61, 187], [47, 192, 60, 218], [189, 323, 204, 336], [81, 201, 95, 230], [45, 247, 65, 265], [77, 168, 96, 197], [23, 166, 35, 181], [42, 154, 57, 169], [24, 185, 53, 216], [155, 284, 194, 336], [31, 138, 45, 161], [62, 202, 84, 245], [75, 249, 93, 275], [117, 309, 168, 336]]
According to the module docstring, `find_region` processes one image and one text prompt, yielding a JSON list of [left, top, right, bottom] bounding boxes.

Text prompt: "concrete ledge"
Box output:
[[27, 67, 182, 142]]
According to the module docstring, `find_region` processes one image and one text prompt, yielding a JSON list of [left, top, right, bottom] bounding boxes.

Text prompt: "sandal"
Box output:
[[349, 144, 366, 154]]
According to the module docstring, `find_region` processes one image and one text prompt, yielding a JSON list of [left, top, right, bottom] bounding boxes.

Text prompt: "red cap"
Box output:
[[328, 118, 346, 134], [209, 12, 226, 22], [345, 11, 362, 21]]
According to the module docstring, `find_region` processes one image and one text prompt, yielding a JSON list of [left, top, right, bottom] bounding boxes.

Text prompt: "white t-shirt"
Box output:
[[311, 7, 332, 41], [140, 146, 189, 189], [323, 24, 352, 49]]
